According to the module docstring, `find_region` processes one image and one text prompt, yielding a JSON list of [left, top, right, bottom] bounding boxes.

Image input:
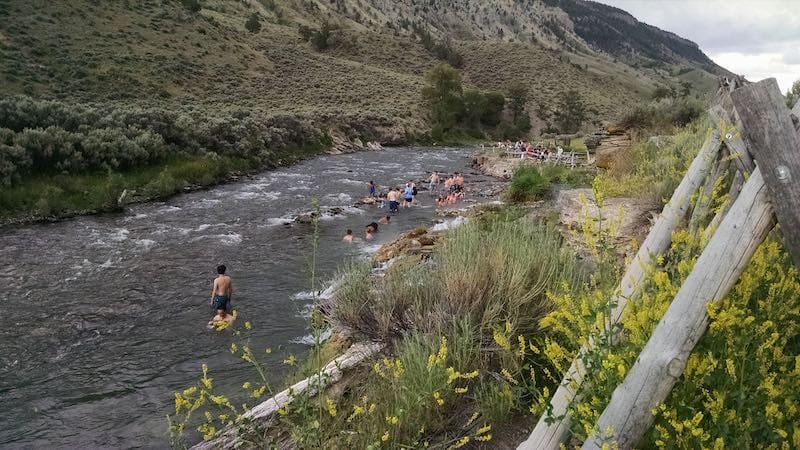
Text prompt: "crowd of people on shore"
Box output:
[[343, 171, 467, 242], [499, 140, 564, 161]]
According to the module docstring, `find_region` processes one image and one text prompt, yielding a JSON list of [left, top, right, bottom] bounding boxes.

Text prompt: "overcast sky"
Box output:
[[597, 0, 799, 92]]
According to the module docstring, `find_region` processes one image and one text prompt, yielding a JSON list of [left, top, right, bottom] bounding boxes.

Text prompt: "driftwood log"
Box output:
[[517, 129, 721, 450], [190, 341, 383, 450]]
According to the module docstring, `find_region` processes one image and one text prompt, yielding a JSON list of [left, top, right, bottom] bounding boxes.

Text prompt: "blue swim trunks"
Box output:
[[212, 295, 230, 311]]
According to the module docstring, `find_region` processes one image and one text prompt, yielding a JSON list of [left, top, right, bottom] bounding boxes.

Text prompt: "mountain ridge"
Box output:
[[0, 0, 729, 135]]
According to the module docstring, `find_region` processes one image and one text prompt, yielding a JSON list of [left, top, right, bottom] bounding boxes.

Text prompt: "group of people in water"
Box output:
[[345, 171, 467, 242], [209, 171, 468, 324]]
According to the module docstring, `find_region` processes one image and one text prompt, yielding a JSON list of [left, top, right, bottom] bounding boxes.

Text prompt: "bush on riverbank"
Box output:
[[0, 95, 334, 223], [506, 165, 551, 203], [0, 95, 329, 187], [331, 218, 582, 341]]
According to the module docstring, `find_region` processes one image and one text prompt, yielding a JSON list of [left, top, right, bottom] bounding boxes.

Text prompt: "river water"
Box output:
[[0, 147, 500, 449]]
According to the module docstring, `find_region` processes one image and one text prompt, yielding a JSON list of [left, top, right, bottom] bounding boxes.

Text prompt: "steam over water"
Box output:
[[0, 148, 497, 448]]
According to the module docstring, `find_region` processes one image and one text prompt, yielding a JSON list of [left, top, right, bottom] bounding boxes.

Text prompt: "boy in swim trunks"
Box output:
[[210, 264, 233, 317]]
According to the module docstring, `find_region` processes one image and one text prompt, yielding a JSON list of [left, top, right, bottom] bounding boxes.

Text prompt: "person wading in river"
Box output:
[[209, 264, 234, 324]]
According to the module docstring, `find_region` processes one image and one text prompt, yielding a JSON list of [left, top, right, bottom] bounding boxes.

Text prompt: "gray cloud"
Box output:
[[598, 0, 800, 90], [598, 1, 798, 52]]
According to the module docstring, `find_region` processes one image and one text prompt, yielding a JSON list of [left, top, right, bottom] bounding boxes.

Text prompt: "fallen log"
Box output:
[[190, 341, 384, 450]]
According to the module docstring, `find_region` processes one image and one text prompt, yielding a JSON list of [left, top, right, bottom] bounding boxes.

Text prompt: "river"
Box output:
[[0, 147, 501, 449]]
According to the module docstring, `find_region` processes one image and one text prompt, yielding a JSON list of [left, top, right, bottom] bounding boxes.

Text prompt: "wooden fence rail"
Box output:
[[518, 128, 721, 450], [520, 78, 800, 450]]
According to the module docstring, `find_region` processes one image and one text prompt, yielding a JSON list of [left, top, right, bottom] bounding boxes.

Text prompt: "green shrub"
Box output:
[[181, 0, 201, 13], [244, 13, 261, 33], [506, 165, 551, 203]]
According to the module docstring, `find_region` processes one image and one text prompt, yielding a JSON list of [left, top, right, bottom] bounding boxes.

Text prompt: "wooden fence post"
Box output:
[[731, 78, 800, 268], [583, 167, 775, 449], [583, 78, 800, 449], [517, 129, 720, 450]]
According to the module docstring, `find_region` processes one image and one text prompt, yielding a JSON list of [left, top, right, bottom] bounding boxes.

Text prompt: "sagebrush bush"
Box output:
[[0, 95, 327, 185], [617, 97, 704, 132], [330, 218, 581, 341], [506, 165, 551, 203]]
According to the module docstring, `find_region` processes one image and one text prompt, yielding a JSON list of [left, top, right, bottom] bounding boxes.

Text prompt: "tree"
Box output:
[[507, 83, 529, 124], [462, 89, 487, 128], [181, 0, 201, 12], [421, 64, 463, 130], [786, 79, 800, 108], [679, 80, 693, 97], [245, 13, 261, 33], [481, 92, 505, 126], [652, 85, 672, 100], [553, 90, 587, 134]]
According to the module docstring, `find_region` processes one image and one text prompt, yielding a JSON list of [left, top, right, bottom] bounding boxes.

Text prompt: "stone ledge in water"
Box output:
[[374, 229, 438, 263]]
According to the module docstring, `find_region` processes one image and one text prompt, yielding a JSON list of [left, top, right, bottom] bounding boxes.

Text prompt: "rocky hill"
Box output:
[[0, 0, 728, 136]]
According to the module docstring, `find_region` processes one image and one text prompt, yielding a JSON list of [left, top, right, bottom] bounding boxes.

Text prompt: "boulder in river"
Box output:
[[374, 228, 438, 262]]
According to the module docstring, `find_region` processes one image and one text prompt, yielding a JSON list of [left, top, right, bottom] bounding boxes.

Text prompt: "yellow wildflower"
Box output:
[[326, 399, 337, 417], [381, 430, 390, 442]]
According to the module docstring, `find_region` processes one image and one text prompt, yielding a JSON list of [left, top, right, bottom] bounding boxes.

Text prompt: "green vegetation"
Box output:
[[421, 64, 536, 141], [617, 97, 705, 132], [0, 155, 255, 222], [594, 117, 709, 204], [785, 78, 800, 108], [0, 95, 330, 222], [245, 13, 261, 34], [553, 89, 588, 134], [506, 164, 594, 204], [507, 166, 550, 203]]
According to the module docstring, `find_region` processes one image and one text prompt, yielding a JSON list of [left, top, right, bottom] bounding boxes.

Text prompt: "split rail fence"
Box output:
[[518, 77, 800, 449]]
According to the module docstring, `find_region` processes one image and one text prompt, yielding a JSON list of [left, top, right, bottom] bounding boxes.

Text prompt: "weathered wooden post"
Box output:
[[518, 129, 721, 450], [582, 78, 800, 449], [732, 78, 800, 268]]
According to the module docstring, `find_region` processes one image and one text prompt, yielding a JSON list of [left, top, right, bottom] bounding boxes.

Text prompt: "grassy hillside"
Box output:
[[0, 0, 728, 222], [0, 0, 723, 126]]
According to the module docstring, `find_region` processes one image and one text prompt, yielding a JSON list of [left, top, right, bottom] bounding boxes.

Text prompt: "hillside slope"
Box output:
[[0, 0, 727, 134]]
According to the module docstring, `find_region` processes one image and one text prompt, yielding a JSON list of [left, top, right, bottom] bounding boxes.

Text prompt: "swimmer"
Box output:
[[403, 183, 414, 208], [343, 229, 354, 243], [437, 196, 447, 207], [210, 264, 233, 321], [429, 171, 440, 195], [365, 221, 378, 240], [387, 188, 400, 213], [208, 309, 235, 328], [368, 180, 377, 197], [378, 215, 391, 225]]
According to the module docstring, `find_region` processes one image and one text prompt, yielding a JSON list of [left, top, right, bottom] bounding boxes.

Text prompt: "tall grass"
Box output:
[[330, 218, 582, 341]]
